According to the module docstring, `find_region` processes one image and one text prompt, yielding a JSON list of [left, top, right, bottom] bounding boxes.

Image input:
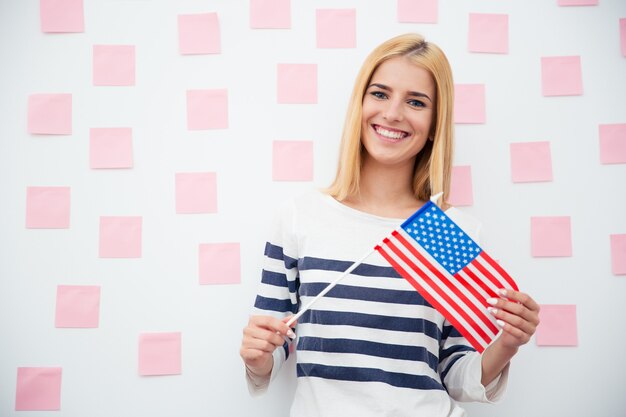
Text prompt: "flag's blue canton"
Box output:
[[400, 202, 482, 275]]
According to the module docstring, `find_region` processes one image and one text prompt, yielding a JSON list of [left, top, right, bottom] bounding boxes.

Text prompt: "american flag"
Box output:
[[375, 201, 519, 353]]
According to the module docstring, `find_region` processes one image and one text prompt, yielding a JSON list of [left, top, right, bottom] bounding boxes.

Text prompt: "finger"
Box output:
[[488, 307, 537, 336], [495, 318, 531, 344], [243, 326, 286, 350], [486, 295, 539, 325], [249, 315, 295, 338], [499, 289, 540, 313]]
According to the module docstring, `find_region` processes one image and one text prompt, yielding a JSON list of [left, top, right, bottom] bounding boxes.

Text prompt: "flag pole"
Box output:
[[285, 248, 375, 327]]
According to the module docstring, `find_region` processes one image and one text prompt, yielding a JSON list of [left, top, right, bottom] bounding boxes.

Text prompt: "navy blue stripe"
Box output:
[[299, 310, 441, 340], [254, 295, 297, 314], [261, 270, 297, 293], [441, 324, 465, 340], [297, 363, 444, 390], [283, 341, 290, 360], [298, 337, 438, 373], [298, 257, 401, 278], [440, 353, 466, 384], [264, 242, 297, 269], [439, 344, 475, 363], [300, 283, 430, 306]]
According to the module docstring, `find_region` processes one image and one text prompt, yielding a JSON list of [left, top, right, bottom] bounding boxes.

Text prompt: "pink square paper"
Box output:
[[541, 56, 583, 96], [28, 94, 72, 135], [55, 285, 101, 328], [175, 172, 217, 214], [619, 17, 626, 56], [178, 13, 221, 55], [510, 141, 553, 182], [530, 216, 572, 257], [186, 89, 229, 130], [468, 13, 508, 54], [40, 0, 84, 33], [15, 367, 62, 411], [250, 0, 291, 29], [454, 84, 485, 124], [138, 332, 181, 376], [316, 9, 356, 48], [536, 305, 578, 346], [99, 216, 142, 258], [272, 140, 314, 181], [277, 64, 317, 104], [397, 0, 438, 24], [93, 45, 135, 86], [448, 166, 473, 206], [90, 127, 133, 169], [598, 123, 626, 164], [26, 186, 70, 229], [199, 243, 240, 285], [558, 0, 598, 6], [610, 234, 626, 275]]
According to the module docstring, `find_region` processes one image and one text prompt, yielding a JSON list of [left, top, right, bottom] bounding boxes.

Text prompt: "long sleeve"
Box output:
[[246, 200, 300, 395]]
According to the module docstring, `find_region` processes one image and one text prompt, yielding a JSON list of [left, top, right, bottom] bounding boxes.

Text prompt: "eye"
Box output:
[[369, 91, 387, 100], [407, 99, 426, 108]]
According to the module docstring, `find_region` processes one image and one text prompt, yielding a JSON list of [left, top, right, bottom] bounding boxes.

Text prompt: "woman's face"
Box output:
[[360, 56, 435, 169]]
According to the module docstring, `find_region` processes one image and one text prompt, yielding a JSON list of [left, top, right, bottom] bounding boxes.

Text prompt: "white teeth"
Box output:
[[375, 125, 407, 139]]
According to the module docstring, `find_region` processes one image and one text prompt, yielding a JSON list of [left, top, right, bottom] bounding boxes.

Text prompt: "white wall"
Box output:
[[1, 0, 625, 416]]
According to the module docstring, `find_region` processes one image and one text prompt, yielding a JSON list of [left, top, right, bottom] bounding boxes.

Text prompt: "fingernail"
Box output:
[[487, 307, 498, 315], [496, 319, 505, 327], [499, 289, 507, 297], [287, 329, 296, 339], [486, 298, 498, 306]]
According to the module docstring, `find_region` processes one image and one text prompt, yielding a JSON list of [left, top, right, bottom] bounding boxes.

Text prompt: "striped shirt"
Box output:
[[248, 191, 508, 417]]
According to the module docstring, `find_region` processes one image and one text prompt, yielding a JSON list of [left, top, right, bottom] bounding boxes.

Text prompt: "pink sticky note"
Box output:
[[40, 0, 84, 33], [175, 172, 217, 214], [186, 89, 229, 130], [55, 285, 100, 328], [468, 13, 508, 54], [99, 216, 142, 258], [448, 166, 473, 206], [397, 0, 438, 24], [510, 141, 553, 182], [541, 56, 583, 96], [138, 332, 181, 376], [250, 0, 291, 28], [26, 186, 70, 229], [619, 17, 626, 56], [454, 84, 485, 124], [272, 140, 314, 181], [530, 216, 572, 257], [15, 367, 62, 411], [199, 243, 240, 285], [90, 128, 133, 169], [277, 64, 317, 104], [558, 0, 598, 6], [178, 13, 221, 55], [316, 9, 356, 49], [536, 305, 578, 346], [599, 123, 626, 164], [93, 45, 135, 86], [610, 234, 626, 275], [28, 94, 72, 135]]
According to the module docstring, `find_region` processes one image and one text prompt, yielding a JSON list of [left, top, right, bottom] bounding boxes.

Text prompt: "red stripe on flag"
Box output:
[[463, 266, 499, 298], [392, 231, 498, 336], [472, 258, 509, 292], [375, 245, 487, 353], [479, 252, 519, 291]]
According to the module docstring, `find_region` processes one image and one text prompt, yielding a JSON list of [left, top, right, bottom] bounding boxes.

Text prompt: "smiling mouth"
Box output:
[[372, 124, 410, 140]]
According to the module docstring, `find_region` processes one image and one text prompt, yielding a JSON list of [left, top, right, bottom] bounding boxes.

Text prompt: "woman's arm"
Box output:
[[481, 289, 540, 386]]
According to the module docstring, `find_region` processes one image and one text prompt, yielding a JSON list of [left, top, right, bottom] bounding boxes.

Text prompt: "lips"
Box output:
[[372, 124, 410, 141]]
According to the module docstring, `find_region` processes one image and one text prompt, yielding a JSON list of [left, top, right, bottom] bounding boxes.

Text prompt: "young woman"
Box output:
[[240, 33, 540, 417]]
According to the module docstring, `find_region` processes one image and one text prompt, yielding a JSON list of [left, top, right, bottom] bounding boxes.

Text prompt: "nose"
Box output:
[[382, 99, 404, 122]]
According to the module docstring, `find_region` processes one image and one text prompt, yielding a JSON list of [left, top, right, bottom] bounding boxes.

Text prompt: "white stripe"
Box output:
[[475, 253, 516, 290], [456, 269, 492, 300], [464, 261, 502, 295]]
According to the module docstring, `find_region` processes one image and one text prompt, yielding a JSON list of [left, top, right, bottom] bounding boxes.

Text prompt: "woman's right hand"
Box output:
[[240, 315, 296, 378]]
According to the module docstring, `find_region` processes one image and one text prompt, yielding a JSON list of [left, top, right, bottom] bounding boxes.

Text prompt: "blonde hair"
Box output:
[[326, 33, 454, 206]]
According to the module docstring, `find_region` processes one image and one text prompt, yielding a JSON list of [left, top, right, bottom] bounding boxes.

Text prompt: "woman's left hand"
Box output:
[[487, 289, 540, 349]]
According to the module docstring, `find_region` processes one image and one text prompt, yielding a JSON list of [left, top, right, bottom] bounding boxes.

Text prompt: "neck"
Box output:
[[343, 155, 424, 218]]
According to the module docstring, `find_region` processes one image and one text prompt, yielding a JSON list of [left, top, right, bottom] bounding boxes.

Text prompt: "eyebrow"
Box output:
[[368, 83, 432, 102]]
